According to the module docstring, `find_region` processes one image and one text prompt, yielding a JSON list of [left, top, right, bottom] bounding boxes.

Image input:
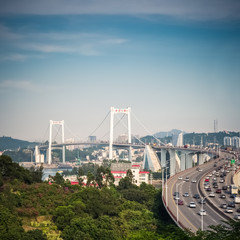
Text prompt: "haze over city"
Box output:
[[0, 0, 240, 142]]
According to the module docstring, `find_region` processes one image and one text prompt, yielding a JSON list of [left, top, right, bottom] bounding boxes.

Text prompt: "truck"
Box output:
[[235, 196, 240, 204], [231, 185, 238, 195]]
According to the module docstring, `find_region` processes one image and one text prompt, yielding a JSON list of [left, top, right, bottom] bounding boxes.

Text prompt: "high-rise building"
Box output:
[[214, 119, 218, 133], [88, 136, 96, 143], [232, 137, 240, 148], [172, 132, 183, 147], [224, 137, 232, 146]]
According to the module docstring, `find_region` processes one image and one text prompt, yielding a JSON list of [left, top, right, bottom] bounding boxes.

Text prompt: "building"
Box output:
[[34, 146, 44, 163], [224, 137, 232, 146], [232, 137, 240, 148], [111, 163, 150, 186], [224, 136, 240, 148], [65, 138, 75, 151], [88, 136, 97, 143], [172, 132, 183, 147]]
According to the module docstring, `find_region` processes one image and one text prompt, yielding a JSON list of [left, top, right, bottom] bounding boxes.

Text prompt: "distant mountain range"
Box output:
[[154, 129, 186, 138], [0, 136, 37, 151]]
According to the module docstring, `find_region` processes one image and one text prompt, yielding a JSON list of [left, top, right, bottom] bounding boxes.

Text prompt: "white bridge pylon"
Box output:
[[48, 120, 65, 165], [109, 107, 131, 160]]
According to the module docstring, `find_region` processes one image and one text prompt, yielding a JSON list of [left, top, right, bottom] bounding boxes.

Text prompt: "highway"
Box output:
[[163, 154, 235, 232]]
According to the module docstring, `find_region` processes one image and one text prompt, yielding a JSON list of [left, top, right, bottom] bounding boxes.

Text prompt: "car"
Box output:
[[222, 186, 228, 190], [174, 195, 180, 200], [199, 169, 203, 172], [183, 192, 189, 197], [221, 203, 227, 209], [220, 194, 226, 199], [213, 184, 219, 188], [206, 187, 212, 192], [219, 179, 225, 183], [173, 192, 179, 197], [185, 177, 190, 182], [204, 184, 210, 189], [225, 207, 233, 213], [191, 179, 197, 183], [177, 200, 184, 205], [216, 189, 221, 194], [189, 202, 196, 208], [193, 194, 200, 199], [209, 192, 215, 197], [199, 209, 207, 216], [230, 194, 236, 198], [237, 208, 240, 213], [234, 214, 240, 220], [205, 179, 209, 182], [228, 202, 235, 208], [213, 177, 217, 181], [178, 176, 183, 180]]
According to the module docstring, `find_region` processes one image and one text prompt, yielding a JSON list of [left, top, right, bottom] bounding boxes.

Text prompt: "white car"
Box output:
[[189, 202, 196, 208], [174, 195, 180, 200], [234, 214, 240, 220], [225, 207, 233, 213], [209, 192, 215, 197], [183, 192, 189, 197], [191, 179, 197, 183], [199, 209, 207, 216], [178, 176, 183, 180]]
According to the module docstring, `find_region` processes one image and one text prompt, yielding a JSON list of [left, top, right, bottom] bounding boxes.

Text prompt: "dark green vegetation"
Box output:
[[1, 155, 240, 240], [0, 136, 36, 151]]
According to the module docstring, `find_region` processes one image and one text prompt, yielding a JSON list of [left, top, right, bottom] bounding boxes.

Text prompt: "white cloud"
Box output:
[[0, 0, 240, 21], [0, 80, 36, 91], [102, 38, 128, 45], [20, 43, 74, 53]]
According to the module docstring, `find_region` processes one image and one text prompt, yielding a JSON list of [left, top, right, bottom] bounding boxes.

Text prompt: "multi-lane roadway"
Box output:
[[162, 153, 238, 232]]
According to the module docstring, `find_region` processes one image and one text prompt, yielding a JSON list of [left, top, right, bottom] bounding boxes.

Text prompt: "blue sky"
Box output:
[[0, 0, 240, 142]]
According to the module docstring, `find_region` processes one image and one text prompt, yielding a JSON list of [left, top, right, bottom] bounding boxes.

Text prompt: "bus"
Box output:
[[231, 185, 238, 195]]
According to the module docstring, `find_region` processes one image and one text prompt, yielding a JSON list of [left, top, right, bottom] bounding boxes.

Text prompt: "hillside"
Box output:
[[0, 136, 36, 151]]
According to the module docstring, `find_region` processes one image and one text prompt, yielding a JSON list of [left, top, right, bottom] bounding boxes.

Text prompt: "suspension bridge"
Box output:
[[34, 106, 216, 176]]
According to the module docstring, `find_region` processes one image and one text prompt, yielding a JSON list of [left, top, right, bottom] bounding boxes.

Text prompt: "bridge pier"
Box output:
[[161, 149, 167, 167], [180, 152, 186, 171], [186, 153, 194, 169], [197, 152, 204, 165], [169, 149, 176, 177], [129, 146, 132, 162]]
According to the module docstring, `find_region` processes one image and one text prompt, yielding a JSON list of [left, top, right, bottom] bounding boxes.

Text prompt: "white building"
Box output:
[[172, 132, 183, 147], [111, 164, 149, 186], [224, 137, 232, 146], [232, 137, 240, 148], [224, 136, 240, 148], [66, 138, 75, 151], [34, 146, 44, 163]]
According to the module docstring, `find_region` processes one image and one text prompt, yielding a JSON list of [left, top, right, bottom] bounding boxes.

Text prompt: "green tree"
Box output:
[[86, 171, 95, 187], [0, 205, 25, 240], [53, 206, 75, 231], [26, 229, 47, 240]]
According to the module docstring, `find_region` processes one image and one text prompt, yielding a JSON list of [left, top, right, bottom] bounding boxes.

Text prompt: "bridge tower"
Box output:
[[109, 107, 131, 160], [48, 120, 65, 165]]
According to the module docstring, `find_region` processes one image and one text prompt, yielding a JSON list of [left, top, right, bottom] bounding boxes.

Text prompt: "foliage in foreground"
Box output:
[[1, 155, 240, 240]]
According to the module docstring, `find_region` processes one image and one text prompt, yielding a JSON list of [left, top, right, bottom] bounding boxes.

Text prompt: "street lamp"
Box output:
[[201, 197, 206, 231]]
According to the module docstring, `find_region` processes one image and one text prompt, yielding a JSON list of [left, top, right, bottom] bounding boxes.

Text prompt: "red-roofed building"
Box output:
[[111, 164, 150, 186]]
